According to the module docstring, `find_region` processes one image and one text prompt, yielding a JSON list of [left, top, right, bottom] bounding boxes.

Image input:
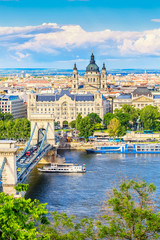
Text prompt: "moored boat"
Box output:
[[38, 163, 86, 173], [86, 144, 160, 154]]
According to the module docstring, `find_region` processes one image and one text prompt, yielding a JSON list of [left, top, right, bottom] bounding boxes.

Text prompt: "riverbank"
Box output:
[[58, 141, 160, 150]]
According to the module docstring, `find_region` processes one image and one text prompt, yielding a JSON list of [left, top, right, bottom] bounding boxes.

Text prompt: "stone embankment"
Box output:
[[58, 141, 120, 150]]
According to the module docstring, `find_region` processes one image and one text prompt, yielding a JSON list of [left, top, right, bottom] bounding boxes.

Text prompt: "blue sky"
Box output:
[[0, 0, 160, 69]]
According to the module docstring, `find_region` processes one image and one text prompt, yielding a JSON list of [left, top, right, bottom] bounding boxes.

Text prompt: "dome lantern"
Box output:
[[86, 53, 99, 72]]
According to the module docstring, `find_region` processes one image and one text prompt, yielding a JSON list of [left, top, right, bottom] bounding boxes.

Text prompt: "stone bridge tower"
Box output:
[[29, 114, 55, 146]]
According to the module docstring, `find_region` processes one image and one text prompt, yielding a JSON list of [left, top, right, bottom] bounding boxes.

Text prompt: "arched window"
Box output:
[[62, 102, 68, 115]]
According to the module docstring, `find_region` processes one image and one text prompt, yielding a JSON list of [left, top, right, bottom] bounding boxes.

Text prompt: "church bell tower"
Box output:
[[72, 63, 79, 90], [101, 63, 107, 89]]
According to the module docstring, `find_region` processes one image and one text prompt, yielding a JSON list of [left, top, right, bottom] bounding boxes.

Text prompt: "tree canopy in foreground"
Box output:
[[0, 180, 160, 239]]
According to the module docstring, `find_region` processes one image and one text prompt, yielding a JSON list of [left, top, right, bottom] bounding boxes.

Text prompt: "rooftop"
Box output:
[[117, 94, 132, 99], [132, 87, 152, 96], [36, 89, 96, 102]]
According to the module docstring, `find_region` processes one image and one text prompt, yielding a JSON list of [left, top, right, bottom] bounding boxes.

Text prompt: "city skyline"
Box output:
[[0, 0, 160, 68]]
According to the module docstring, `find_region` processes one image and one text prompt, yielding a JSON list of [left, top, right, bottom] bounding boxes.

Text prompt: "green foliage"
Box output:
[[93, 123, 104, 130], [87, 113, 102, 125], [140, 105, 160, 130], [63, 120, 68, 125], [55, 122, 60, 127], [42, 211, 95, 240], [114, 108, 130, 128], [104, 112, 115, 127], [1, 180, 160, 239], [69, 120, 76, 128], [76, 113, 82, 131], [97, 179, 160, 240], [78, 116, 94, 141], [0, 112, 13, 121], [15, 183, 29, 192], [76, 113, 103, 139], [117, 125, 126, 137], [107, 118, 121, 138], [0, 118, 30, 140], [114, 104, 139, 129], [0, 191, 48, 239]]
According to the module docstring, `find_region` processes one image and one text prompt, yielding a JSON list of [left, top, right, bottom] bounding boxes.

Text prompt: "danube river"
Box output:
[[25, 150, 160, 218]]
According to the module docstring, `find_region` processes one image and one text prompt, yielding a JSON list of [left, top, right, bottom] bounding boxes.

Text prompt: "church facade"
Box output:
[[72, 53, 107, 91]]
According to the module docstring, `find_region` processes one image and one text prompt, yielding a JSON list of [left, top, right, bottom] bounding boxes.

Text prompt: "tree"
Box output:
[[117, 125, 126, 137], [0, 120, 5, 139], [140, 105, 160, 130], [69, 120, 76, 128], [0, 186, 48, 239], [97, 179, 160, 240], [104, 113, 115, 127], [42, 211, 95, 240], [76, 113, 82, 131], [78, 116, 94, 140], [107, 118, 121, 138], [88, 113, 102, 125], [120, 104, 139, 126], [93, 123, 104, 130], [3, 113, 13, 121], [114, 108, 130, 129]]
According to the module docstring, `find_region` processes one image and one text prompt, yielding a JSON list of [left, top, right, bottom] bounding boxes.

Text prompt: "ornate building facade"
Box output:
[[28, 90, 110, 127], [113, 87, 160, 111], [72, 53, 107, 91]]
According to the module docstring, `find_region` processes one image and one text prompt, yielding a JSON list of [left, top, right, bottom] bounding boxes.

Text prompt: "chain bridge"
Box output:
[[0, 114, 58, 196]]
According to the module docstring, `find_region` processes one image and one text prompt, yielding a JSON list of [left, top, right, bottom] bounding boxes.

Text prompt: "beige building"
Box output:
[[28, 90, 110, 127], [72, 53, 107, 91], [113, 87, 160, 111]]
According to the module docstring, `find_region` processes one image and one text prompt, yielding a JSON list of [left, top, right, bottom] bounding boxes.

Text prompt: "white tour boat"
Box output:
[[38, 163, 86, 173]]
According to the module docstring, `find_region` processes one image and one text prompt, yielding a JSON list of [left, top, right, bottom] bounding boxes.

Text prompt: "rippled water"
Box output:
[[25, 150, 160, 218]]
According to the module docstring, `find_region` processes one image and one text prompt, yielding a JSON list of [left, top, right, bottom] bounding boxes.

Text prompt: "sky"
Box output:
[[0, 0, 160, 69]]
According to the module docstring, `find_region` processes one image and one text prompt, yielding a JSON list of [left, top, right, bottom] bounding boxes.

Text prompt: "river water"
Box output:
[[25, 150, 160, 218]]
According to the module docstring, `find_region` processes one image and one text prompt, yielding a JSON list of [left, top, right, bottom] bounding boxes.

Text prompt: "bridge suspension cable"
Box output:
[[38, 123, 49, 154], [17, 122, 37, 161]]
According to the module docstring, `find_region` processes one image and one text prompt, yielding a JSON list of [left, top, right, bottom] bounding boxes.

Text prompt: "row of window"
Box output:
[[36, 103, 94, 107], [36, 107, 94, 112]]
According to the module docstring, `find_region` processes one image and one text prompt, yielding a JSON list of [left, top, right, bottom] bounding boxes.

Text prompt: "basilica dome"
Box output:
[[86, 53, 99, 72]]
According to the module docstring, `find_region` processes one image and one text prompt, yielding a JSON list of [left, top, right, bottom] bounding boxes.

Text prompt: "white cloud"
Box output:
[[151, 19, 160, 23], [0, 23, 160, 61], [11, 52, 30, 61]]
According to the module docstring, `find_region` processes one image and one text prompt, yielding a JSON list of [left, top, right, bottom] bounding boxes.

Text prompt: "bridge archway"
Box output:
[[29, 114, 55, 146]]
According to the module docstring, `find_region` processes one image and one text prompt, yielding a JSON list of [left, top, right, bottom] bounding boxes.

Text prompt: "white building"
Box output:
[[0, 95, 27, 119]]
